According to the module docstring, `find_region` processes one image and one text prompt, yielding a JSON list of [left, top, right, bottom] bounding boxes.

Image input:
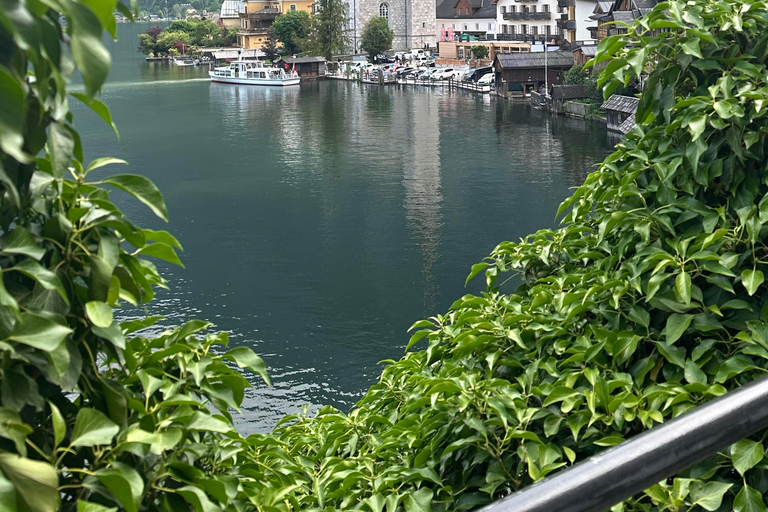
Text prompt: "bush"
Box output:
[[5, 1, 768, 512]]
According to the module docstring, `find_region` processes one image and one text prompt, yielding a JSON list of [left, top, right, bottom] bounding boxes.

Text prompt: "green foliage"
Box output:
[[261, 31, 281, 65], [301, 0, 350, 60], [272, 11, 310, 56], [0, 3, 271, 512], [361, 17, 394, 58], [564, 63, 589, 85], [7, 1, 768, 512], [137, 20, 236, 56], [471, 45, 489, 60]]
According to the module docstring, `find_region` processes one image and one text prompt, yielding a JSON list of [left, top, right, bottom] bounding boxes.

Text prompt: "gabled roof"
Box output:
[[601, 94, 639, 113], [573, 45, 597, 56], [437, 0, 497, 19], [495, 51, 574, 69], [220, 0, 243, 17], [617, 112, 636, 133]]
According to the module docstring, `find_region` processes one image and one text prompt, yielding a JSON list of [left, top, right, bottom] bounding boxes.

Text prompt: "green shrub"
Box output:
[[0, 3, 270, 511], [4, 0, 768, 511]]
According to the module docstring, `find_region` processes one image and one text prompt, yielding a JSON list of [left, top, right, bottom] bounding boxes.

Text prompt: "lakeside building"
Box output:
[[435, 0, 497, 42], [344, 0, 437, 52], [275, 56, 328, 77], [220, 0, 244, 28], [589, 0, 659, 41], [237, 0, 315, 49], [434, 0, 597, 48], [437, 40, 529, 65], [493, 49, 573, 97]]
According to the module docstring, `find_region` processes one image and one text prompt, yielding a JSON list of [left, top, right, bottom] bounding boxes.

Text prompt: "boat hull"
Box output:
[[209, 74, 300, 86]]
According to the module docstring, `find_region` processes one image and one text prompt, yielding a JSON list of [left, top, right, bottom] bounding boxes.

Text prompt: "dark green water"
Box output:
[[73, 23, 612, 432]]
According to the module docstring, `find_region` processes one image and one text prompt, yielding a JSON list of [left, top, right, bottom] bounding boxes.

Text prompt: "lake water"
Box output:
[[73, 22, 612, 432]]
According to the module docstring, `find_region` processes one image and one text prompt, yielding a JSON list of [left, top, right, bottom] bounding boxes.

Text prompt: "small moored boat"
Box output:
[[209, 59, 300, 86]]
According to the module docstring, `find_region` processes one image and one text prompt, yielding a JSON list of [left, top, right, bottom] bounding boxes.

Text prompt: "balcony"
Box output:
[[503, 11, 551, 20], [513, 0, 539, 3], [556, 19, 577, 30], [557, 0, 574, 7]]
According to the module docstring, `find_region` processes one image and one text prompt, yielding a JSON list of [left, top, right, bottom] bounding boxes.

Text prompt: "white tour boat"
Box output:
[[209, 59, 300, 86]]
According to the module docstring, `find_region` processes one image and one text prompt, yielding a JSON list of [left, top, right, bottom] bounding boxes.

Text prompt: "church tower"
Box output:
[[349, 0, 436, 52]]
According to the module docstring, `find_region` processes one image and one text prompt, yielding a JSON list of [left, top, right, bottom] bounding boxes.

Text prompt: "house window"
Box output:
[[521, 24, 527, 34], [475, 23, 479, 30], [501, 5, 505, 13], [531, 25, 537, 35], [290, 4, 296, 10], [502, 24, 507, 33], [543, 4, 549, 12], [530, 5, 536, 13], [488, 22, 492, 30], [545, 24, 551, 36], [511, 5, 516, 12], [464, 24, 468, 30], [466, 7, 470, 14], [510, 24, 515, 34], [379, 2, 389, 20], [423, 21, 426, 28]]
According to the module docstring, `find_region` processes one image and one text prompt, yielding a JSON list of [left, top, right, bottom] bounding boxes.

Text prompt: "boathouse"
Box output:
[[601, 94, 639, 134], [493, 50, 573, 97], [275, 57, 327, 79]]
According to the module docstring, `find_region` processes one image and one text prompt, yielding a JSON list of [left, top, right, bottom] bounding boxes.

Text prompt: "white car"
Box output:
[[431, 68, 458, 80], [477, 73, 495, 85]]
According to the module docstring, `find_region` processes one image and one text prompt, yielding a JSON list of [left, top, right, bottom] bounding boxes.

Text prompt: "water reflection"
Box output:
[[74, 39, 613, 432]]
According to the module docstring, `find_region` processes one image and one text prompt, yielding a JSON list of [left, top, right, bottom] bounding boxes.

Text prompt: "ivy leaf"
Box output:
[[78, 501, 118, 512], [100, 174, 168, 222], [542, 386, 580, 406], [85, 301, 113, 328], [1, 227, 45, 260], [742, 269, 764, 296], [0, 64, 30, 163], [176, 486, 220, 512], [0, 453, 59, 512], [9, 313, 72, 352], [403, 488, 433, 512], [731, 439, 764, 476], [70, 408, 119, 447], [93, 462, 143, 512], [675, 271, 691, 305], [222, 347, 270, 385], [48, 401, 66, 448], [734, 484, 768, 512], [10, 260, 69, 304], [663, 314, 693, 345], [689, 481, 732, 511]]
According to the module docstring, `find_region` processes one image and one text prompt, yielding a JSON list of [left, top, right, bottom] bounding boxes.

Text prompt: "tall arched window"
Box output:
[[345, 2, 351, 29], [379, 3, 389, 21]]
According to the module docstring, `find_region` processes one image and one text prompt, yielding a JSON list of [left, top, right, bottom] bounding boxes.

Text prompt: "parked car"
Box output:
[[477, 73, 495, 85], [416, 69, 433, 80], [396, 67, 415, 78], [460, 69, 474, 81], [374, 54, 394, 63], [431, 68, 458, 80], [469, 66, 493, 82]]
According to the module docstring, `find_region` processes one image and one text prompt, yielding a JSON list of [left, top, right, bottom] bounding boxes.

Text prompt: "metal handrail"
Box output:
[[477, 375, 768, 512]]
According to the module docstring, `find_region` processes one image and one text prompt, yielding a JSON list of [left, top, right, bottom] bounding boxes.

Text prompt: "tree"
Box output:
[[470, 44, 488, 60], [137, 25, 163, 55], [302, 0, 349, 60], [171, 3, 182, 18], [261, 30, 281, 63], [271, 10, 310, 55], [360, 17, 393, 58], [156, 30, 192, 54]]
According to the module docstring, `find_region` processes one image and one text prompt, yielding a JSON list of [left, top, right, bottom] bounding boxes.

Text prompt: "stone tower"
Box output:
[[346, 0, 436, 52]]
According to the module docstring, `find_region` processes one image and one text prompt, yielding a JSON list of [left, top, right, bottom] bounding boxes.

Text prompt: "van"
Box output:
[[409, 49, 425, 58]]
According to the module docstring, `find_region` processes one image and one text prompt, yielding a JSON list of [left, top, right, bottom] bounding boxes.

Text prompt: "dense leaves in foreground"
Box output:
[[4, 1, 768, 512]]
